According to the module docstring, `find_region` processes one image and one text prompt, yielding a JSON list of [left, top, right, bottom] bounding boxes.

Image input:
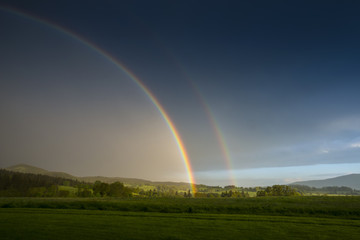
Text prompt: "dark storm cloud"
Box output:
[[1, 1, 360, 185]]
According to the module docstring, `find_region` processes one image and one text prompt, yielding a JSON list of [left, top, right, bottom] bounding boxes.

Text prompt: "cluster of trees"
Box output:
[[194, 191, 249, 198], [256, 185, 301, 197], [193, 190, 250, 198], [135, 188, 251, 198], [136, 188, 189, 198], [136, 184, 182, 197], [92, 181, 133, 197], [221, 190, 250, 198], [195, 185, 257, 195]]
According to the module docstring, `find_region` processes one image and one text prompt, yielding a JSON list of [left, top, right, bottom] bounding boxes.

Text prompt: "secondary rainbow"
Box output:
[[190, 83, 237, 186], [1, 6, 196, 193], [166, 58, 237, 186]]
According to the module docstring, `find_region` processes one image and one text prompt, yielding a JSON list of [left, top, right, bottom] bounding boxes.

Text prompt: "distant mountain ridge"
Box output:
[[290, 174, 360, 190], [4, 164, 190, 188]]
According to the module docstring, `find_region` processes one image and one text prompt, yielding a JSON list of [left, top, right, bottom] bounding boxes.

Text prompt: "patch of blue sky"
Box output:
[[196, 163, 360, 186]]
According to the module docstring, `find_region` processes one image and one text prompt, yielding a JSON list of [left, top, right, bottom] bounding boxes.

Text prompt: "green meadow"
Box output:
[[1, 208, 360, 240], [1, 197, 360, 239]]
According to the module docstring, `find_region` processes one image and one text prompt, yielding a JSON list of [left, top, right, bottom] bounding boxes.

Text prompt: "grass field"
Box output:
[[1, 197, 360, 239], [58, 186, 78, 195], [1, 208, 360, 240], [1, 196, 360, 218]]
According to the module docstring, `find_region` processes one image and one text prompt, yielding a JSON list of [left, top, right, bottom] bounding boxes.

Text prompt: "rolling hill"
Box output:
[[290, 174, 360, 190], [4, 164, 190, 189], [6, 164, 77, 180]]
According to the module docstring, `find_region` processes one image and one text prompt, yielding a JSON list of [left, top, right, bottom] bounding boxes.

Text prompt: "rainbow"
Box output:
[[164, 59, 237, 186], [190, 83, 237, 186], [0, 6, 196, 193]]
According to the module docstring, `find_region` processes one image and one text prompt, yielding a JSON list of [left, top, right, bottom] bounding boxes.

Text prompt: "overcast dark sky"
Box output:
[[1, 0, 360, 186]]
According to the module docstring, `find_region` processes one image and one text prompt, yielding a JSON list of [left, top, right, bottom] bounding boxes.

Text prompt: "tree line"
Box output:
[[1, 169, 308, 198], [256, 185, 301, 197]]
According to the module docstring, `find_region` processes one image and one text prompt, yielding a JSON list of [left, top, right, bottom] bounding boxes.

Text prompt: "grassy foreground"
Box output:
[[1, 197, 360, 239], [1, 208, 360, 240]]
